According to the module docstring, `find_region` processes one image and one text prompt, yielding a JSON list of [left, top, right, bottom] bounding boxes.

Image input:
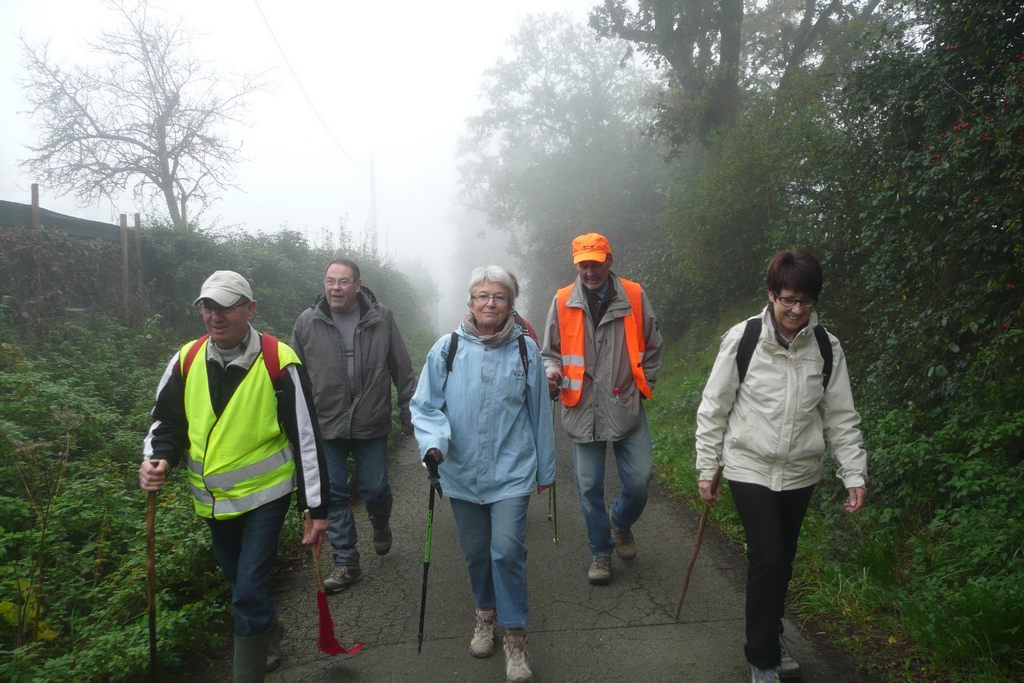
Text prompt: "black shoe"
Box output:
[[372, 525, 393, 556]]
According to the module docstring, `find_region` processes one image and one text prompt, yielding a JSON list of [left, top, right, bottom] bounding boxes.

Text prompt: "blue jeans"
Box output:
[[449, 496, 531, 630], [206, 494, 290, 637], [324, 436, 393, 567], [571, 418, 653, 557]]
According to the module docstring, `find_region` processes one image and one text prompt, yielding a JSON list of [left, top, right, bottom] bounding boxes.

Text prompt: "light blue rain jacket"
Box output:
[[411, 324, 556, 505]]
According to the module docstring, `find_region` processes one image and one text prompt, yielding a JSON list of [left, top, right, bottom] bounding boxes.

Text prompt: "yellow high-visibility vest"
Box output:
[[180, 335, 299, 519]]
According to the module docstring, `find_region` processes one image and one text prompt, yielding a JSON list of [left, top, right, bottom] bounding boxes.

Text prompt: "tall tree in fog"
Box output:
[[590, 0, 886, 146], [460, 12, 667, 322], [19, 1, 261, 231]]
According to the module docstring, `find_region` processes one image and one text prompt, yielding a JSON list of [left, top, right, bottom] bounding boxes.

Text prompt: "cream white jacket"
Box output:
[[695, 307, 867, 491]]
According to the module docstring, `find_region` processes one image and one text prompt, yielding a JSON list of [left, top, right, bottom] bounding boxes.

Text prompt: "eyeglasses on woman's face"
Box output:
[[471, 293, 509, 305], [774, 294, 816, 310]]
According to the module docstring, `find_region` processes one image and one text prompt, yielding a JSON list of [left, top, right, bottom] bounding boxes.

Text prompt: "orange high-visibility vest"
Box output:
[[555, 277, 653, 407]]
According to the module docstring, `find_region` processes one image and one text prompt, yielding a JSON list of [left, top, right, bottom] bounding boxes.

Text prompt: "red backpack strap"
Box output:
[[181, 334, 210, 379], [260, 333, 282, 383]]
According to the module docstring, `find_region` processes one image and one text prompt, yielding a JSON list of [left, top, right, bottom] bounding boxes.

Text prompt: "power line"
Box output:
[[251, 0, 366, 168]]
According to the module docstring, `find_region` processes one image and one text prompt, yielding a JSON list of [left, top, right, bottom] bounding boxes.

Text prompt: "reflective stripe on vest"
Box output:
[[555, 277, 653, 407], [180, 336, 300, 520]]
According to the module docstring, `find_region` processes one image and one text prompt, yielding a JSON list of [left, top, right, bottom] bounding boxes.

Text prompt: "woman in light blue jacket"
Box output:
[[412, 265, 555, 683]]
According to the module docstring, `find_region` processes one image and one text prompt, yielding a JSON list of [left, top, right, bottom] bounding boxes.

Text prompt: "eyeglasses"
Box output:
[[775, 295, 816, 310], [324, 278, 355, 287], [471, 293, 509, 304], [199, 301, 248, 315]]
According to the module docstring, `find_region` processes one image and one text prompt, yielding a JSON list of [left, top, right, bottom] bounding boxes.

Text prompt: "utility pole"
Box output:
[[367, 153, 378, 256]]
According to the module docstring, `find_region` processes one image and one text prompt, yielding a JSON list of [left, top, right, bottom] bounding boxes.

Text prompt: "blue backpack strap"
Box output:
[[735, 318, 761, 385]]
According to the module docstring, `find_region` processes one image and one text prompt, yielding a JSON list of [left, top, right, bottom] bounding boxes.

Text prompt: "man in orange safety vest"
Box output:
[[541, 233, 662, 586]]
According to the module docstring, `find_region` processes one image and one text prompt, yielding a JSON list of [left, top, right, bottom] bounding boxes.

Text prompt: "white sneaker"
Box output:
[[751, 664, 781, 683], [777, 634, 800, 679], [503, 629, 532, 682], [469, 608, 496, 658]]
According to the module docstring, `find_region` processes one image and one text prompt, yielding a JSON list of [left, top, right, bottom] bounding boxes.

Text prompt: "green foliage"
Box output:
[[0, 223, 433, 680]]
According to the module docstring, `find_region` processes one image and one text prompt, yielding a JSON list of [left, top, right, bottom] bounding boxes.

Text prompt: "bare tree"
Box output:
[[19, 1, 262, 230]]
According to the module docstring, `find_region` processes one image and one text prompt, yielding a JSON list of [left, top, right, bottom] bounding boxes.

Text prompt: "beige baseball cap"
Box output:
[[193, 270, 254, 307]]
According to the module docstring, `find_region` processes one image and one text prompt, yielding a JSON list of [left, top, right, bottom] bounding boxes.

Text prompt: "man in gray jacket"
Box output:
[[292, 258, 415, 592], [542, 233, 662, 585]]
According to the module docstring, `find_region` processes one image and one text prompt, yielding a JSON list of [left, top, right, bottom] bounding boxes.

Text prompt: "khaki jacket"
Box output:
[[695, 307, 867, 491], [542, 274, 662, 442]]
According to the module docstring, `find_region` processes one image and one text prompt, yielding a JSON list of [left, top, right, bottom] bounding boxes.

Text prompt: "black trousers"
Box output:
[[729, 480, 815, 668]]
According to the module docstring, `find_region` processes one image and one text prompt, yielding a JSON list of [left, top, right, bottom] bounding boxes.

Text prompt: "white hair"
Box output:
[[466, 265, 516, 308]]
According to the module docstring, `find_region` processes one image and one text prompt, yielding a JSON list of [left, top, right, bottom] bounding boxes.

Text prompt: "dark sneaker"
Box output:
[[777, 635, 800, 679], [372, 524, 393, 556], [587, 556, 612, 585], [323, 564, 361, 593], [612, 526, 637, 560]]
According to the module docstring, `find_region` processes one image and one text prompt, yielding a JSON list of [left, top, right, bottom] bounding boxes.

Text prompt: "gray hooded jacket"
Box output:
[[291, 289, 415, 440]]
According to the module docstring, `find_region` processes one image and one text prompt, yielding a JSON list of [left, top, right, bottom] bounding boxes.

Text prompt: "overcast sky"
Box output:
[[0, 0, 600, 323]]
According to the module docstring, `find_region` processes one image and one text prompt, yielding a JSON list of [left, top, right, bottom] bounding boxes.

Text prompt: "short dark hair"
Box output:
[[324, 258, 361, 281], [766, 250, 823, 300]]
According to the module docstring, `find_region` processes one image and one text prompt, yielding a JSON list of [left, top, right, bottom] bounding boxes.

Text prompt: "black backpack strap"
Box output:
[[517, 335, 528, 374], [736, 318, 761, 385], [814, 325, 833, 389], [443, 331, 459, 391]]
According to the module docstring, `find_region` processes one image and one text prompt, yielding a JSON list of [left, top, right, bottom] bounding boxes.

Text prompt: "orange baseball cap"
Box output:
[[572, 232, 612, 264]]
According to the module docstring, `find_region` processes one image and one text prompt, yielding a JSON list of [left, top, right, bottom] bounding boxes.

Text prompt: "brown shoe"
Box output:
[[612, 526, 637, 560], [323, 564, 361, 593], [587, 556, 612, 585]]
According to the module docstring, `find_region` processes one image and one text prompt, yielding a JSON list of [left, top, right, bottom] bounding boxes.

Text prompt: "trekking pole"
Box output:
[[549, 397, 559, 544], [146, 490, 158, 682], [417, 457, 443, 654], [675, 465, 724, 620], [551, 482, 559, 544]]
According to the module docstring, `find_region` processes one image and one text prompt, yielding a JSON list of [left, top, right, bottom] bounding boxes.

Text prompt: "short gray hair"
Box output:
[[466, 266, 516, 308]]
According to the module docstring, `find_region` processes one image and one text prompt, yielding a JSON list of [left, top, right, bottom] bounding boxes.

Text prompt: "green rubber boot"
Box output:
[[266, 615, 284, 673], [233, 631, 270, 683]]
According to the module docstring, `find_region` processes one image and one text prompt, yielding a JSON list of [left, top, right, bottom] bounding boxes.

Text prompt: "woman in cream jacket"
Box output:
[[695, 250, 867, 683]]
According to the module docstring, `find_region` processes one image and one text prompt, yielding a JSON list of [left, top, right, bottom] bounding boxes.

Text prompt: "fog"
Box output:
[[0, 0, 597, 330]]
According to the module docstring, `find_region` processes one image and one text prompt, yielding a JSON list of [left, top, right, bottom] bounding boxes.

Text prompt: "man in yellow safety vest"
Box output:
[[138, 270, 329, 683]]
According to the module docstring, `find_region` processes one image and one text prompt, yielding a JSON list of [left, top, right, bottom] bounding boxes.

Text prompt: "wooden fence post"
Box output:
[[31, 184, 40, 230], [133, 213, 144, 293], [120, 214, 129, 319]]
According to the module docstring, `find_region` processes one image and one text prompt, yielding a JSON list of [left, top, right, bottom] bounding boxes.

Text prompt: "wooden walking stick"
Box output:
[[675, 465, 724, 619], [146, 490, 158, 682]]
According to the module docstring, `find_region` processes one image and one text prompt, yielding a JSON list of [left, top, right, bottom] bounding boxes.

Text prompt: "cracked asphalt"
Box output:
[[184, 419, 869, 682]]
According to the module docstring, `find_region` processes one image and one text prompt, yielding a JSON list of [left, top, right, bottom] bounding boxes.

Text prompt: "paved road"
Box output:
[[185, 418, 867, 682]]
